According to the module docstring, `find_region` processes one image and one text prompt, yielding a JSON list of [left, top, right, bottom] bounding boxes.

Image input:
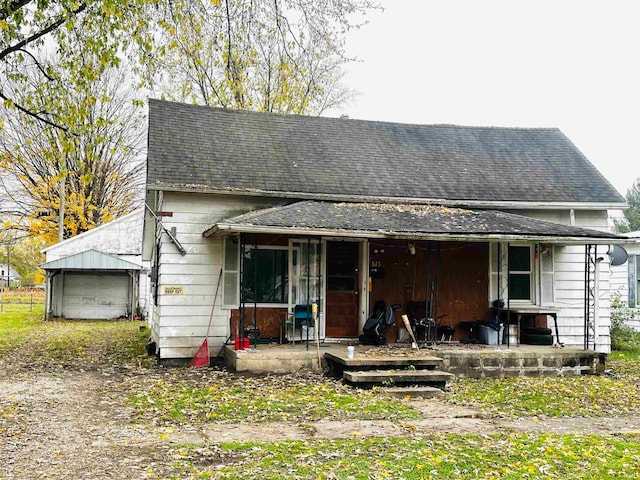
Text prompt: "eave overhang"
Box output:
[[148, 184, 628, 212], [203, 201, 624, 245]]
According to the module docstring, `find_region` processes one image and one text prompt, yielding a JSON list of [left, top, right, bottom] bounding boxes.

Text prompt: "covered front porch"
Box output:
[[205, 201, 622, 353]]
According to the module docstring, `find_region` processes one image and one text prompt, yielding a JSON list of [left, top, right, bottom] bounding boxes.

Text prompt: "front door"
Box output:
[[325, 241, 360, 337]]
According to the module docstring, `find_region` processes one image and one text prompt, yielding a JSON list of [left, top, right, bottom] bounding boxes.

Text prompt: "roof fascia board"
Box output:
[[208, 223, 617, 245], [147, 185, 627, 211], [41, 208, 143, 254]]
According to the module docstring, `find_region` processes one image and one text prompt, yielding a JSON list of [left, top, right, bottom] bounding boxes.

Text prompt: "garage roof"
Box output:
[[41, 249, 142, 271]]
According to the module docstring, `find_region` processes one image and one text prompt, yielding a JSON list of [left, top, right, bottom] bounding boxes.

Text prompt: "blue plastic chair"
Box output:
[[287, 305, 314, 344]]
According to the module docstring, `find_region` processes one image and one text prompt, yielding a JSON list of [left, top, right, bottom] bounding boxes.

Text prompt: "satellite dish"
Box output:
[[610, 244, 628, 266]]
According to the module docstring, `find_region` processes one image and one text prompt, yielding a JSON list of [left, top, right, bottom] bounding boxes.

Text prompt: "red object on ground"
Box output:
[[234, 337, 250, 350], [189, 338, 210, 367]]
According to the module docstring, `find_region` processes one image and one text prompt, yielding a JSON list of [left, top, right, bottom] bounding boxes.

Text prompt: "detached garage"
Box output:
[[42, 249, 142, 320]]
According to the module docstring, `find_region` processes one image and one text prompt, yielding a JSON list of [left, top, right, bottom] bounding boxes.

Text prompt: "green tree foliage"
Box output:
[[1, 63, 145, 242], [0, 233, 46, 286], [615, 178, 640, 233], [2, 0, 377, 122], [0, 0, 156, 127], [149, 0, 377, 114], [1, 0, 377, 244]]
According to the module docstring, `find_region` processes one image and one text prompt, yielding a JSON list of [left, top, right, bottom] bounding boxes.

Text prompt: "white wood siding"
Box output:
[[610, 241, 640, 329], [152, 192, 284, 359], [509, 209, 613, 352], [148, 197, 619, 358]]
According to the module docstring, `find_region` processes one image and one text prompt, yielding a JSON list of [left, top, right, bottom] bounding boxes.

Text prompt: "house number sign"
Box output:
[[164, 286, 184, 295]]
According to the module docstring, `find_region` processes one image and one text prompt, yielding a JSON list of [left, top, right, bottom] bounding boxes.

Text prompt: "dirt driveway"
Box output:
[[3, 363, 640, 479]]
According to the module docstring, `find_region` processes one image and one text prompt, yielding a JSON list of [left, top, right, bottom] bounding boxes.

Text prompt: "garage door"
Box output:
[[62, 273, 130, 319]]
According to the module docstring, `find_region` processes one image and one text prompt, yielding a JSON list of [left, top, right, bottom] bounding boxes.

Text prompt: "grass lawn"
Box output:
[[164, 433, 640, 479], [0, 305, 153, 369], [3, 309, 640, 479]]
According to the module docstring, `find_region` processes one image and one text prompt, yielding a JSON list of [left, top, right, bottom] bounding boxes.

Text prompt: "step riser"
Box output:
[[344, 371, 455, 382], [382, 387, 445, 399], [343, 370, 455, 391]]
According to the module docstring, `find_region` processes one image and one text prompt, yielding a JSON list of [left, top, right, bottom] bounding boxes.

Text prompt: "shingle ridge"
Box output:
[[148, 98, 561, 133]]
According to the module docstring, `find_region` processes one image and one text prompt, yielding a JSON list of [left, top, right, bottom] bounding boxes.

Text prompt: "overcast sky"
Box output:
[[330, 0, 639, 198]]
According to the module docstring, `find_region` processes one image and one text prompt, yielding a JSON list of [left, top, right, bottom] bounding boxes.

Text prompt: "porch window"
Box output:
[[508, 245, 533, 301], [222, 237, 240, 308], [540, 245, 555, 305], [242, 247, 289, 304], [490, 243, 535, 304]]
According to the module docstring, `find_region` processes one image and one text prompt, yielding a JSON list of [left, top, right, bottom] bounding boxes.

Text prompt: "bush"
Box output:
[[610, 293, 640, 353]]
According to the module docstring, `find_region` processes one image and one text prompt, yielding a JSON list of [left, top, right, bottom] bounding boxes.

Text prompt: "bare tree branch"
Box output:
[[0, 90, 69, 131], [0, 2, 88, 62], [0, 0, 34, 21]]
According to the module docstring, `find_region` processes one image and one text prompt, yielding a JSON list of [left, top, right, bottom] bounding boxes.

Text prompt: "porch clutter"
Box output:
[[359, 301, 397, 346]]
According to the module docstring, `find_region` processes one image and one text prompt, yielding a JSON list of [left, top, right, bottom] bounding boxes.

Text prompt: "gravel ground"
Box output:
[[4, 366, 640, 479], [3, 342, 640, 480]]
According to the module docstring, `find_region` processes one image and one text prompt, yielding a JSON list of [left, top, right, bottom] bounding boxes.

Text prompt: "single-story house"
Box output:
[[0, 265, 21, 288], [143, 99, 626, 360], [610, 231, 640, 330], [42, 209, 151, 321]]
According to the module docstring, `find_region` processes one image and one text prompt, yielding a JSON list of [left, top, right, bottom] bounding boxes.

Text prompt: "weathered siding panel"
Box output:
[[508, 209, 613, 352], [153, 192, 284, 359]]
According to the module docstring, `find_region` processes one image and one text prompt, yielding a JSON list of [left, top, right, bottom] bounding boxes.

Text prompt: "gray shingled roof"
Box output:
[[147, 99, 625, 205], [205, 201, 621, 242]]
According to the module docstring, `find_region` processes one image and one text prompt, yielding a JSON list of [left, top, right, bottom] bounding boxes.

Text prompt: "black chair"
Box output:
[[406, 300, 452, 343]]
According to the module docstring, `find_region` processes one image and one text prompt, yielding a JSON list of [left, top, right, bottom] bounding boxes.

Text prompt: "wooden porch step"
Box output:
[[381, 386, 445, 399], [325, 352, 443, 370], [343, 369, 455, 388]]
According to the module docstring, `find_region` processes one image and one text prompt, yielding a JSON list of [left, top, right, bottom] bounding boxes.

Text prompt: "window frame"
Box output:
[[489, 242, 537, 306], [508, 244, 534, 303], [241, 244, 290, 307]]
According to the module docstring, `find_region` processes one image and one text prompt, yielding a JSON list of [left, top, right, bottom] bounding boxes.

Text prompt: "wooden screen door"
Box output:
[[325, 241, 360, 337]]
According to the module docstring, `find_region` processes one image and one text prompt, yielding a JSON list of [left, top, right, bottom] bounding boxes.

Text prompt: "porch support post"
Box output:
[[584, 244, 597, 350], [239, 233, 245, 344], [305, 236, 311, 350], [425, 242, 432, 344], [495, 242, 511, 346], [44, 271, 51, 321]]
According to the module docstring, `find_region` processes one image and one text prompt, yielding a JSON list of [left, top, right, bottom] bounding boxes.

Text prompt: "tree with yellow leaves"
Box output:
[[1, 63, 144, 242], [149, 0, 378, 114]]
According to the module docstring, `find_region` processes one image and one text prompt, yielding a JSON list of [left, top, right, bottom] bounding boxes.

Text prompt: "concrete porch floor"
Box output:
[[224, 341, 606, 378]]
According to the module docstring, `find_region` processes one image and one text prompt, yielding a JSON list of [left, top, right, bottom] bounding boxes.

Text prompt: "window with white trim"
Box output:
[[490, 243, 537, 304], [637, 256, 640, 308], [222, 237, 239, 308], [630, 254, 640, 308], [508, 245, 533, 301], [539, 245, 555, 305]]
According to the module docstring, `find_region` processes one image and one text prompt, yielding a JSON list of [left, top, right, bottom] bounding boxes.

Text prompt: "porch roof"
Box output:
[[203, 201, 623, 244]]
